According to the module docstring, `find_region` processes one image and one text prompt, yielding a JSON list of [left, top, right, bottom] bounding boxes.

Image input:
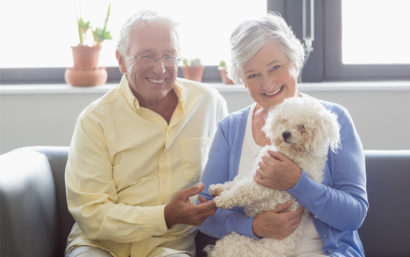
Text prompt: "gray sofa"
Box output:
[[0, 146, 409, 257]]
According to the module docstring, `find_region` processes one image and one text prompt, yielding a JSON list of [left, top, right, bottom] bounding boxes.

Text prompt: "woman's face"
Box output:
[[241, 42, 299, 110]]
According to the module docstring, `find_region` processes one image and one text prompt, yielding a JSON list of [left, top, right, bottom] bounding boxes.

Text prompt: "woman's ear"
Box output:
[[290, 64, 300, 80], [116, 51, 127, 74]]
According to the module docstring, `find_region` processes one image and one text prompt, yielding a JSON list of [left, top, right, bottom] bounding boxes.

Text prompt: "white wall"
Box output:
[[1, 81, 410, 154]]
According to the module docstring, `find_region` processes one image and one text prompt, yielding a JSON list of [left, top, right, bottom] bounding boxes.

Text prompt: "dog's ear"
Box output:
[[322, 110, 341, 152], [262, 106, 277, 140]]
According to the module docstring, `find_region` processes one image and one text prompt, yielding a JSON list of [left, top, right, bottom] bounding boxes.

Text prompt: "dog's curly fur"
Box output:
[[206, 96, 340, 257]]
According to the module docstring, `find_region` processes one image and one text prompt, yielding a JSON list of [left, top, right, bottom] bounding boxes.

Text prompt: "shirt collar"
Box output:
[[119, 75, 140, 110], [173, 79, 186, 108]]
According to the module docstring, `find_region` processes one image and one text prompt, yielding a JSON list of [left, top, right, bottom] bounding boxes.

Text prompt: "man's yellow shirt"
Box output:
[[65, 76, 228, 257]]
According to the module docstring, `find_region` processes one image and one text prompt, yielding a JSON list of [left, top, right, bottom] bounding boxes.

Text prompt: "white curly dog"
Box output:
[[206, 96, 340, 257]]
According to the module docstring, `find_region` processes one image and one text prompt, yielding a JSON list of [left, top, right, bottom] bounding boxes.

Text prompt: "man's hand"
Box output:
[[252, 201, 304, 239], [164, 183, 216, 228]]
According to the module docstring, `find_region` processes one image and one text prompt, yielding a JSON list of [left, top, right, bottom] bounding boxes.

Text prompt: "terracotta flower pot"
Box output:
[[71, 45, 101, 69], [181, 66, 205, 82], [65, 45, 108, 87], [218, 68, 234, 85], [64, 67, 107, 87]]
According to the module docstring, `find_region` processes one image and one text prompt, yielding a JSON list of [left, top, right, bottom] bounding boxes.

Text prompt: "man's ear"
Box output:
[[116, 51, 127, 74]]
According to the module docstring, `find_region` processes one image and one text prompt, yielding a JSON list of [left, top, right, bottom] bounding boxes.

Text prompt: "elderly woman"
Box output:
[[196, 13, 368, 257]]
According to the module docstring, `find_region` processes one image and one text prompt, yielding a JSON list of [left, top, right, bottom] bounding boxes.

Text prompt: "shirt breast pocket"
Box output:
[[181, 138, 211, 182]]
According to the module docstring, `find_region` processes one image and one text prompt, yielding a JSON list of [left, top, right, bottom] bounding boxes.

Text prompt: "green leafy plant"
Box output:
[[218, 60, 227, 69], [77, 4, 112, 46], [77, 18, 91, 45], [218, 60, 234, 84]]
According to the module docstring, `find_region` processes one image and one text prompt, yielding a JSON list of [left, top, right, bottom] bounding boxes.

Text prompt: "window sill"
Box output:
[[1, 81, 410, 95]]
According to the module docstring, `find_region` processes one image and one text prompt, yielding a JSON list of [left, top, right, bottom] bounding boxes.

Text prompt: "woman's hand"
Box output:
[[254, 150, 301, 190], [252, 201, 304, 239]]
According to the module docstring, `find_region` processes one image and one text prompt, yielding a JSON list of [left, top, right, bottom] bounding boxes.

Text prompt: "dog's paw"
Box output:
[[209, 184, 224, 197], [214, 195, 236, 209]]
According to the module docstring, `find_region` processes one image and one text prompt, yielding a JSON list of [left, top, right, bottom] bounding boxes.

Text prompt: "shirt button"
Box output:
[[322, 234, 328, 239], [326, 250, 331, 254], [314, 215, 318, 219]]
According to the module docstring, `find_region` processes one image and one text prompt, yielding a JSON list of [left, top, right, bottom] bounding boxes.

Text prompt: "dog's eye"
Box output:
[[298, 124, 306, 131]]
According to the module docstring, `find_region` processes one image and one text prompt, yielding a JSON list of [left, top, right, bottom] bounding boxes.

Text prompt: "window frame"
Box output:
[[323, 0, 410, 81]]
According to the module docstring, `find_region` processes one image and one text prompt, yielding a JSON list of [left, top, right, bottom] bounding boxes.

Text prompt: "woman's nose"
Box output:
[[262, 75, 277, 91]]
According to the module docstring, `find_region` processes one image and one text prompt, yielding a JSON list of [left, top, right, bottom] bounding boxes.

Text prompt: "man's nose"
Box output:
[[152, 58, 166, 73]]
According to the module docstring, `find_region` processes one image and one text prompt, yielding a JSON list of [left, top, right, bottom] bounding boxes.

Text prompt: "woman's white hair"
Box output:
[[116, 10, 180, 56], [228, 12, 304, 84]]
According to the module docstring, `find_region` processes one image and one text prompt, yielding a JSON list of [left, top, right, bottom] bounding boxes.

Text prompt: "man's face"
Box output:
[[117, 24, 179, 105]]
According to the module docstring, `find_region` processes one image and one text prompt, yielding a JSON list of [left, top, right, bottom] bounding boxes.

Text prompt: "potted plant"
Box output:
[[65, 4, 112, 87], [181, 58, 205, 82], [218, 60, 234, 85]]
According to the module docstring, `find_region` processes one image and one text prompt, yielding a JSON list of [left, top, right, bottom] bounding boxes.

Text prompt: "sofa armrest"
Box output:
[[0, 150, 59, 257], [19, 146, 73, 256], [359, 150, 410, 257]]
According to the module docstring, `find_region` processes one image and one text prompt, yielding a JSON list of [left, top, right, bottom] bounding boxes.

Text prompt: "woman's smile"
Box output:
[[264, 85, 284, 97]]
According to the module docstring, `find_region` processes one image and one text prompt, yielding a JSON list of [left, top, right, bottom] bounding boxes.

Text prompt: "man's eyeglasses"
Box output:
[[131, 55, 181, 67]]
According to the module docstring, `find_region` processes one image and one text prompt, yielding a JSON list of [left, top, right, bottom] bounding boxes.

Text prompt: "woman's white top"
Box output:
[[237, 104, 325, 256], [237, 104, 264, 178]]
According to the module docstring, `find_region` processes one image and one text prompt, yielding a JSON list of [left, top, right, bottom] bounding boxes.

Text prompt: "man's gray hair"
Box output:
[[228, 12, 304, 84], [116, 10, 180, 56]]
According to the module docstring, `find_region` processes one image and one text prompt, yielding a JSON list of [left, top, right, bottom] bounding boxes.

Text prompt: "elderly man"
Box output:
[[64, 10, 228, 257]]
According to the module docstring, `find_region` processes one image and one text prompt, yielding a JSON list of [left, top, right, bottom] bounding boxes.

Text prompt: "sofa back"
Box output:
[[1, 147, 410, 257]]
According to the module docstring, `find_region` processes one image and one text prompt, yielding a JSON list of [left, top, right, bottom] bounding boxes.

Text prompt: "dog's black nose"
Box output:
[[282, 131, 291, 141]]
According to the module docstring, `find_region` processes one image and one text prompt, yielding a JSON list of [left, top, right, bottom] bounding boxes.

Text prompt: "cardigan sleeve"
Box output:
[[288, 104, 368, 231]]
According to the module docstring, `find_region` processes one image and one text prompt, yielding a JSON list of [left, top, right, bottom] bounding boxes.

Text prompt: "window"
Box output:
[[268, 0, 410, 82], [323, 0, 410, 81], [0, 0, 266, 83], [2, 0, 410, 83], [342, 0, 410, 65]]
